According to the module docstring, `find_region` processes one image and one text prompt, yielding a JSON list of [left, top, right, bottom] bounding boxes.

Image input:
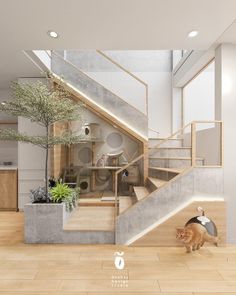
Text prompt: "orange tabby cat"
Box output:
[[176, 223, 218, 253]]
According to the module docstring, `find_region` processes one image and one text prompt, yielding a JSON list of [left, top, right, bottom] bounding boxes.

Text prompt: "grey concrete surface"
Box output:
[[24, 203, 114, 244], [116, 167, 223, 244]]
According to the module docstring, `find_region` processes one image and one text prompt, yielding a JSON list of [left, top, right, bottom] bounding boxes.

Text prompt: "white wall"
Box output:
[[183, 61, 215, 127], [172, 87, 182, 132], [0, 89, 18, 165], [215, 43, 236, 243]]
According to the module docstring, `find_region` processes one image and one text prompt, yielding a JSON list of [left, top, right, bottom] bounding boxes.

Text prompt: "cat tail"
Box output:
[[197, 206, 205, 216], [205, 232, 219, 246]]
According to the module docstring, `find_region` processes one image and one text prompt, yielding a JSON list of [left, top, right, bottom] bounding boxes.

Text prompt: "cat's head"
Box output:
[[176, 228, 186, 241]]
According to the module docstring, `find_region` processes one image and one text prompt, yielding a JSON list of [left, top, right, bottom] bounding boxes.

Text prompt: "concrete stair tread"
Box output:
[[133, 186, 150, 201], [148, 137, 183, 140], [149, 167, 184, 174], [79, 198, 115, 207], [119, 196, 133, 214], [148, 177, 167, 188], [149, 147, 191, 149], [149, 156, 204, 160]]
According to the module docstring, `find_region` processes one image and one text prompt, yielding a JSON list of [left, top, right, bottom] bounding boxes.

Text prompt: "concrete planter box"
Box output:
[[24, 203, 115, 244], [24, 203, 72, 243]]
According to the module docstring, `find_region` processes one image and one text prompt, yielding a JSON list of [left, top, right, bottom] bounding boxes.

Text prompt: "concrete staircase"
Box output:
[[118, 137, 203, 214]]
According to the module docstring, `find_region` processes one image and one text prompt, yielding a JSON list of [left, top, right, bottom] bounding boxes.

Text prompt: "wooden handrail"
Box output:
[[152, 122, 192, 150], [96, 50, 148, 87], [193, 120, 222, 123], [148, 127, 159, 136]]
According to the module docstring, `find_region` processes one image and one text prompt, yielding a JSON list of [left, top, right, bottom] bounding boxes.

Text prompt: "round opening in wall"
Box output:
[[78, 147, 92, 164], [80, 181, 88, 190], [85, 127, 90, 135], [106, 132, 123, 148]]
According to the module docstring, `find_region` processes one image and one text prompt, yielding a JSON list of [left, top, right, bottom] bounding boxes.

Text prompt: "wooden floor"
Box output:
[[1, 212, 236, 294]]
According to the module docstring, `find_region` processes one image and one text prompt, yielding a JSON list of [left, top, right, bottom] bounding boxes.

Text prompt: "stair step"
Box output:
[[149, 167, 184, 174], [149, 156, 203, 161], [148, 138, 183, 141], [148, 139, 183, 148], [148, 177, 167, 188], [79, 198, 115, 207], [133, 186, 149, 201], [119, 196, 133, 214], [149, 147, 191, 149]]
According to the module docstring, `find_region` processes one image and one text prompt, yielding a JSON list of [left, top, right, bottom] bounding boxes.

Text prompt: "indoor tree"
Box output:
[[0, 79, 83, 198]]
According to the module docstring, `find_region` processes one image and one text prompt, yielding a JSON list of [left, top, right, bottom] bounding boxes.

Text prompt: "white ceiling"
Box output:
[[0, 0, 236, 88], [216, 20, 236, 45]]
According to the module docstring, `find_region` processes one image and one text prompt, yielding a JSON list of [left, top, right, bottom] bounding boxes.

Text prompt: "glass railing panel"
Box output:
[[115, 156, 144, 216], [55, 50, 147, 115], [195, 121, 222, 166], [51, 52, 148, 138]]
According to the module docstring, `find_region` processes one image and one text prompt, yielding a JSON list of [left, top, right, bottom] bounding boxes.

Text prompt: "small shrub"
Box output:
[[30, 187, 51, 203], [50, 182, 79, 211]]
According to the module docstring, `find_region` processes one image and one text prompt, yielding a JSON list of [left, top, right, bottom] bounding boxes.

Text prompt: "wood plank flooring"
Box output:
[[0, 211, 236, 294]]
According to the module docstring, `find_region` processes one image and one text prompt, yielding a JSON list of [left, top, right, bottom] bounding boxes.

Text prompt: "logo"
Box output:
[[114, 251, 125, 270], [112, 251, 128, 288]]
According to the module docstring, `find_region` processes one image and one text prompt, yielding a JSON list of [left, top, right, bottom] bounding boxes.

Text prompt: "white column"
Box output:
[[18, 78, 46, 209], [215, 44, 236, 243]]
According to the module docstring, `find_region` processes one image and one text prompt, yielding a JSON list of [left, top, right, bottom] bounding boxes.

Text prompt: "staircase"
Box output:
[[118, 137, 197, 215], [29, 50, 224, 245]]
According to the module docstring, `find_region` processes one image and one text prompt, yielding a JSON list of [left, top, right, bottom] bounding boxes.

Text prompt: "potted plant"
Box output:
[[50, 181, 79, 212]]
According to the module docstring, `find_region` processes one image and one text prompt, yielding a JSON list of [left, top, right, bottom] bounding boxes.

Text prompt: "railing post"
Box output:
[[145, 85, 149, 117], [191, 122, 196, 167], [115, 172, 118, 217], [220, 121, 224, 166]]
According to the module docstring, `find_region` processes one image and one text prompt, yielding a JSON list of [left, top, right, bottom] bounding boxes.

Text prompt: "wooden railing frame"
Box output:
[[148, 127, 160, 137]]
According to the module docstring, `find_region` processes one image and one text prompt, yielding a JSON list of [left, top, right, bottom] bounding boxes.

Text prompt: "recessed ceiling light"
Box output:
[[188, 30, 198, 38], [47, 30, 59, 38]]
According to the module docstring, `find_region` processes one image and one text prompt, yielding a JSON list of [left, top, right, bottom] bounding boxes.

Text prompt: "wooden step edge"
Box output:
[[79, 201, 115, 207], [149, 167, 184, 174], [149, 147, 192, 149], [148, 137, 183, 141], [133, 186, 150, 201], [149, 156, 204, 161], [148, 177, 167, 188]]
